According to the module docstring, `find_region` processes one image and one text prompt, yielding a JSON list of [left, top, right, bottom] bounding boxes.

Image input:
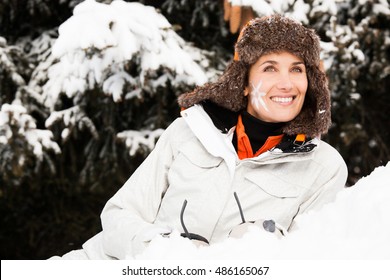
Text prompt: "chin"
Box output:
[[271, 115, 294, 123], [274, 112, 300, 123]]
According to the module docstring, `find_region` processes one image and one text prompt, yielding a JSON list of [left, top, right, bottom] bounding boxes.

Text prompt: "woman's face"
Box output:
[[245, 51, 308, 123]]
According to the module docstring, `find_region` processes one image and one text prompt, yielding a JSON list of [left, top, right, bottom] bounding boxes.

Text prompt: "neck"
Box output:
[[235, 111, 285, 153], [242, 111, 285, 132]]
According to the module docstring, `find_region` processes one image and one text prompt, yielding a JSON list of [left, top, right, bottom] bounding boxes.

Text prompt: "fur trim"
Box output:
[[178, 15, 331, 137], [178, 61, 248, 112]]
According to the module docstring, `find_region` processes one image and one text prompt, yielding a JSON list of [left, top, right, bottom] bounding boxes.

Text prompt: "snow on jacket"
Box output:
[[85, 104, 347, 259]]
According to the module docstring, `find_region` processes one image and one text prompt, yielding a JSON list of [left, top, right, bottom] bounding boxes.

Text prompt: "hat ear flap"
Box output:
[[282, 67, 331, 138], [178, 61, 248, 112], [310, 69, 332, 135]]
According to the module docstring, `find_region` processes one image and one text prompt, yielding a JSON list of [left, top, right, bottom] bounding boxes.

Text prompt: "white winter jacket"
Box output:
[[83, 105, 347, 259]]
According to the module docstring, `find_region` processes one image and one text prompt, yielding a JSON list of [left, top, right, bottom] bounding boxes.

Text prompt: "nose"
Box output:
[[276, 72, 293, 91]]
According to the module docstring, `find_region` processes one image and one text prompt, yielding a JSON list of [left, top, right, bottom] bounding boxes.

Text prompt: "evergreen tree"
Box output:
[[0, 0, 216, 259], [0, 0, 77, 40], [322, 0, 390, 184]]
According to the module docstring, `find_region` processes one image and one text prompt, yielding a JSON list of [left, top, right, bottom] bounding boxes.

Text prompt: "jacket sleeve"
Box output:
[[288, 146, 348, 232], [100, 120, 182, 259]]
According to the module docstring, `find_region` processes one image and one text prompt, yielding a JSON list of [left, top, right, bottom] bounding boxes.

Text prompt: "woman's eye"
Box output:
[[263, 66, 276, 72], [291, 67, 303, 73]]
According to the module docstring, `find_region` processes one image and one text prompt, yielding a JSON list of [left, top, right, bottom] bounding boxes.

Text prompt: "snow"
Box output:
[[373, 1, 390, 16], [52, 161, 390, 261], [43, 0, 212, 110], [229, 0, 310, 24], [322, 16, 367, 76], [25, 129, 62, 159], [0, 36, 6, 47], [117, 129, 165, 156], [133, 162, 390, 259], [320, 41, 338, 71], [310, 0, 338, 16], [0, 39, 26, 86], [45, 105, 98, 141], [102, 72, 136, 102], [0, 103, 61, 159], [31, 0, 219, 155]]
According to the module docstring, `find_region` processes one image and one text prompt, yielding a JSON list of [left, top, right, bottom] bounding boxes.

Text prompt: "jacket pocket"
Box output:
[[178, 140, 223, 168], [245, 171, 299, 198]]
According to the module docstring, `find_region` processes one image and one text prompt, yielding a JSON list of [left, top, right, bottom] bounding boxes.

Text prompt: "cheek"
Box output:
[[300, 83, 308, 94], [250, 78, 270, 93], [296, 77, 308, 93]]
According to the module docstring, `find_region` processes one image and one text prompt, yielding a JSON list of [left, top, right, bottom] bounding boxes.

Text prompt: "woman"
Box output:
[[60, 15, 347, 259]]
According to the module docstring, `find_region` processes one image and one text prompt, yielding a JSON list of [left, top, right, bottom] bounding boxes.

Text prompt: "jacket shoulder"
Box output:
[[314, 140, 347, 173], [163, 117, 196, 144]]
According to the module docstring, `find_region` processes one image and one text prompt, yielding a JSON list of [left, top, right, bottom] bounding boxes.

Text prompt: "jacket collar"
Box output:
[[181, 105, 319, 176], [273, 134, 318, 154], [181, 105, 237, 177]]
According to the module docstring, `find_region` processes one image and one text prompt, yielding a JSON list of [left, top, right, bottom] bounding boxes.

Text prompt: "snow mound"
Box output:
[[137, 162, 390, 259]]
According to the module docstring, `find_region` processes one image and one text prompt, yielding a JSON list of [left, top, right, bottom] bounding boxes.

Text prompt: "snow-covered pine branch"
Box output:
[[45, 105, 98, 141], [41, 0, 215, 110], [0, 37, 25, 85], [0, 102, 60, 157], [117, 129, 164, 156], [21, 29, 59, 90], [22, 0, 220, 157]]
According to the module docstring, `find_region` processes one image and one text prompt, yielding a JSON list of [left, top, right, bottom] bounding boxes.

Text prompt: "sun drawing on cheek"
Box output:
[[249, 80, 269, 112]]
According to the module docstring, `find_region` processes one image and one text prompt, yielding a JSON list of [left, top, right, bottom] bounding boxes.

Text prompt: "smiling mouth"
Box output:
[[270, 96, 296, 104]]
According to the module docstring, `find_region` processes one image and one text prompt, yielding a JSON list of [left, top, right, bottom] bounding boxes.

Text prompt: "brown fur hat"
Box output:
[[178, 15, 331, 138]]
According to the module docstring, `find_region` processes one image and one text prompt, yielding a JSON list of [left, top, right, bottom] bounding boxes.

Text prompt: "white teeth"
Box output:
[[271, 97, 293, 103]]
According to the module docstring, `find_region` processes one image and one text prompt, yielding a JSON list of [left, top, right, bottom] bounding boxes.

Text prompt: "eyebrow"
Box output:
[[260, 60, 305, 66]]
